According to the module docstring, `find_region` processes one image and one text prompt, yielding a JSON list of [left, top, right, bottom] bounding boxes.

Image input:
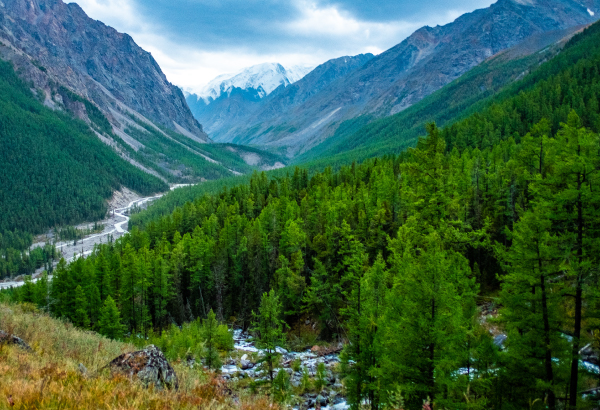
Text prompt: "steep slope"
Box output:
[[216, 0, 600, 156], [0, 58, 167, 234], [186, 63, 313, 139], [0, 0, 208, 142], [294, 23, 588, 165], [0, 0, 286, 185]]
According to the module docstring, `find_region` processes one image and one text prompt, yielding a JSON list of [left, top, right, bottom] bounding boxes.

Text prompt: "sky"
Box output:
[[71, 0, 496, 94]]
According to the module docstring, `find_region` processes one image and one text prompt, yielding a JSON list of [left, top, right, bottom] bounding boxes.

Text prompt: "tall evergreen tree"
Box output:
[[98, 296, 126, 340]]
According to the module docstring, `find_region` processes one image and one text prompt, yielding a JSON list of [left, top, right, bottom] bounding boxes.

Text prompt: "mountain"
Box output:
[[0, 57, 168, 234], [0, 0, 288, 235], [294, 23, 591, 166], [188, 54, 374, 144], [208, 0, 600, 157], [186, 63, 313, 138], [194, 63, 313, 103], [0, 0, 208, 142], [0, 0, 286, 187]]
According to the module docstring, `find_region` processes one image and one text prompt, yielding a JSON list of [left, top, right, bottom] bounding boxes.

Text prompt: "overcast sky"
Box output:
[[71, 0, 496, 93]]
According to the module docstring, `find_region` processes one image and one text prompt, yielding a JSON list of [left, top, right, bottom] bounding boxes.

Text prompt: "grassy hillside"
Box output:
[[0, 59, 168, 234], [0, 302, 273, 410]]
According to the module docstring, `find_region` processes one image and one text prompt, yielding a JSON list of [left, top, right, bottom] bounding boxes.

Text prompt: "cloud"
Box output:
[[70, 0, 496, 92]]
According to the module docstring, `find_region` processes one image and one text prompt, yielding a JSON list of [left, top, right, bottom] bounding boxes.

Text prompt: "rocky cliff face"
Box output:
[[0, 0, 208, 142], [210, 0, 599, 156]]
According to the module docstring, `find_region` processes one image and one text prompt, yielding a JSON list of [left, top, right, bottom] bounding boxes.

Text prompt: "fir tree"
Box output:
[[98, 296, 125, 340], [252, 289, 286, 383], [201, 309, 222, 371]]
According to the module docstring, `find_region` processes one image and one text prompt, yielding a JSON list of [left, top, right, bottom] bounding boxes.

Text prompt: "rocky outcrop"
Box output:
[[0, 0, 208, 142], [0, 330, 32, 351], [212, 0, 600, 156], [109, 345, 179, 390]]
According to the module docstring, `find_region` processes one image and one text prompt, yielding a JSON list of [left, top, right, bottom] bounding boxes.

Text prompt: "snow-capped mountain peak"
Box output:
[[196, 63, 314, 104]]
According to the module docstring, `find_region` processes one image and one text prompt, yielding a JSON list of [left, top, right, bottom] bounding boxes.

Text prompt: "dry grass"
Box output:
[[0, 303, 278, 410]]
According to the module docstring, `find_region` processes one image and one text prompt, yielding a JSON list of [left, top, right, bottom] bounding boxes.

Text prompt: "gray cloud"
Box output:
[[71, 0, 496, 91]]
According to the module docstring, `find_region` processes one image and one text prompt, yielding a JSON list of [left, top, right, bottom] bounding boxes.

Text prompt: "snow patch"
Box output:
[[196, 63, 313, 104], [588, 8, 595, 16]]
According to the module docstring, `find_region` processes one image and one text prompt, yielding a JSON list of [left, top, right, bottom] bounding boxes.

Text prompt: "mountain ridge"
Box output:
[[202, 0, 600, 157]]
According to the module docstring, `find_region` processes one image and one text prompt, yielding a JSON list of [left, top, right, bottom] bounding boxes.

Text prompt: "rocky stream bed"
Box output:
[[218, 329, 349, 409]]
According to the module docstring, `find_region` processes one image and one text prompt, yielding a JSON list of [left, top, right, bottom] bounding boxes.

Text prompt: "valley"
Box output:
[[3, 1, 600, 409], [0, 184, 194, 290]]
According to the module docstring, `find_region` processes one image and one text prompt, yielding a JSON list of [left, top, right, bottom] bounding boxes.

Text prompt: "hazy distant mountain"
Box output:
[[186, 63, 313, 137], [187, 55, 374, 142], [206, 0, 600, 156]]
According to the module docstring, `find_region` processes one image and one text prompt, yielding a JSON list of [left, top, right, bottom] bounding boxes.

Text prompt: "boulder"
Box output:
[[108, 345, 178, 390], [240, 359, 254, 370], [0, 330, 32, 351]]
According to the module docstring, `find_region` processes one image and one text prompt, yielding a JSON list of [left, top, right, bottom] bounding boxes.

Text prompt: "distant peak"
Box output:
[[194, 63, 314, 103]]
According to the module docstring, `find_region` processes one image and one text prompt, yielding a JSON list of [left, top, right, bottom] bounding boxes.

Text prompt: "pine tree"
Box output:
[[201, 309, 222, 371], [252, 289, 286, 383], [496, 207, 568, 409], [381, 223, 478, 408], [72, 285, 90, 328], [98, 296, 126, 340]]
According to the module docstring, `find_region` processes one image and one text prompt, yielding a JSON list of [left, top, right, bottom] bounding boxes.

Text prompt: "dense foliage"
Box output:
[[7, 20, 600, 410], [0, 59, 168, 234]]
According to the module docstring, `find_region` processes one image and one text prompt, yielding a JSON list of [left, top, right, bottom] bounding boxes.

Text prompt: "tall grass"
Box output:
[[0, 303, 277, 409]]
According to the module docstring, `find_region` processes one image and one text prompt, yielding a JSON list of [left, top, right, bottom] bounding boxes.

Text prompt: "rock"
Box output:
[[241, 354, 248, 361], [316, 394, 328, 406], [0, 0, 209, 141], [78, 363, 88, 377], [0, 330, 32, 351], [108, 345, 178, 390], [276, 346, 288, 354], [240, 359, 254, 370], [311, 345, 320, 353]]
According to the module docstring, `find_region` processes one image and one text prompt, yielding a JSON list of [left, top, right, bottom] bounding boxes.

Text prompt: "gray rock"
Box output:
[[108, 345, 178, 390], [0, 330, 32, 351], [240, 359, 254, 370], [316, 394, 328, 406]]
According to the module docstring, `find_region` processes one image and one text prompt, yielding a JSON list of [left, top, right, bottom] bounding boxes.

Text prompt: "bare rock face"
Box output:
[[0, 0, 208, 142], [109, 345, 179, 390], [0, 330, 32, 351]]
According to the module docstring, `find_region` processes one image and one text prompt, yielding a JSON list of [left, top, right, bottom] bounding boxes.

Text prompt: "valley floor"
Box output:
[[0, 184, 194, 290]]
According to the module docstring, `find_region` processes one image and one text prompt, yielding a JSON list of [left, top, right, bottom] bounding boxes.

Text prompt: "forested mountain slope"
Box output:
[[210, 0, 599, 157], [0, 59, 167, 234], [0, 0, 285, 185], [14, 20, 600, 409], [0, 0, 206, 140], [294, 22, 594, 166]]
